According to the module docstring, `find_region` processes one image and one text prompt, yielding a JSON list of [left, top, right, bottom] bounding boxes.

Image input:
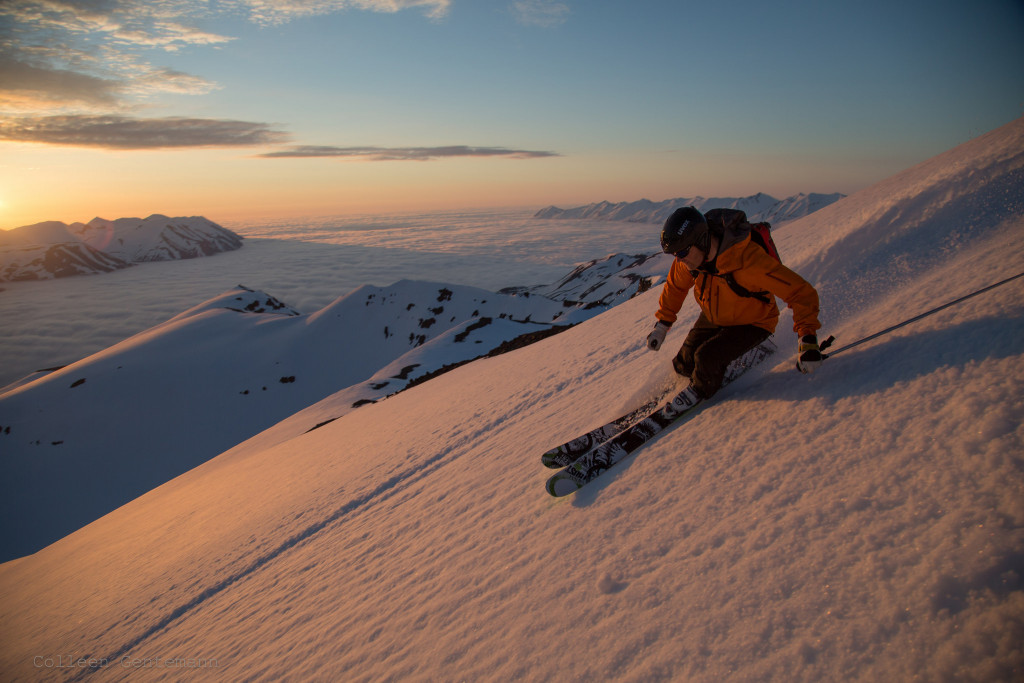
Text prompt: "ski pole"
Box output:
[[822, 270, 1024, 359]]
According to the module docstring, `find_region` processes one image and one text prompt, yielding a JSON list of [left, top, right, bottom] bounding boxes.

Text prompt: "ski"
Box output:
[[540, 391, 674, 469], [545, 338, 776, 497], [541, 336, 777, 469]]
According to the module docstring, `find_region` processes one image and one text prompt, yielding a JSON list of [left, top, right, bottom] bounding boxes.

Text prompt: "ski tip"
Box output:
[[541, 451, 564, 469], [546, 473, 583, 497]]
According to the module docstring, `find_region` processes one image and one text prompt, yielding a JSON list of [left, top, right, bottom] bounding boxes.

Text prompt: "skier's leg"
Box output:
[[690, 324, 771, 398], [672, 313, 718, 377]]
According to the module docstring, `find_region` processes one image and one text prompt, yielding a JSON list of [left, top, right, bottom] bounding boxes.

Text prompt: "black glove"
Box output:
[[796, 334, 823, 374]]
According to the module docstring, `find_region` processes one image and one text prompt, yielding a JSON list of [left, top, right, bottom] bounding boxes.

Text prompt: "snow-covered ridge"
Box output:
[[0, 246, 678, 560], [502, 251, 673, 307], [0, 276, 609, 560], [535, 191, 845, 225], [0, 214, 243, 281]]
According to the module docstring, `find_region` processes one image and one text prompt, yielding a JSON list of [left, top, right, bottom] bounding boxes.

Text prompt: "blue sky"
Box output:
[[1, 0, 1022, 225]]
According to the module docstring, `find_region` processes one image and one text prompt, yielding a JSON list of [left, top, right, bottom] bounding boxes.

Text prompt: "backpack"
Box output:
[[722, 221, 781, 305]]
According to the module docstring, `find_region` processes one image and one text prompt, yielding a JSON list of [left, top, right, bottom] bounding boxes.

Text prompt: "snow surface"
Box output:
[[1, 118, 1023, 681], [1, 245, 680, 560], [1, 276, 620, 560]]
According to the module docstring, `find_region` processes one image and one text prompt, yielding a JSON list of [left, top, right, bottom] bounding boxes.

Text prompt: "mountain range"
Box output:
[[535, 191, 845, 225], [0, 214, 243, 281]]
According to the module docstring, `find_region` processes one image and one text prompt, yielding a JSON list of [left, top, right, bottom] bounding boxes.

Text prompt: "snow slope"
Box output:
[[0, 280, 601, 561], [1, 237, 682, 561], [1, 118, 1023, 681]]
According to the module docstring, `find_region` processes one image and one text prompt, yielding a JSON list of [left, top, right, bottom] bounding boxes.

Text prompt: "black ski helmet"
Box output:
[[661, 206, 710, 256]]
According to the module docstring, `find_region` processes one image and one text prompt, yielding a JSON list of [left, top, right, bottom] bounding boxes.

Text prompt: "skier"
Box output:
[[646, 206, 823, 399]]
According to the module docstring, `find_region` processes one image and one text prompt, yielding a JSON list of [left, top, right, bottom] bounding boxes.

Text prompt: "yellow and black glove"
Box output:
[[796, 334, 823, 374]]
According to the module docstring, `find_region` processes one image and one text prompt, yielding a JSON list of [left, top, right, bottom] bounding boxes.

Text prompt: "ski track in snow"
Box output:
[[74, 423, 481, 679]]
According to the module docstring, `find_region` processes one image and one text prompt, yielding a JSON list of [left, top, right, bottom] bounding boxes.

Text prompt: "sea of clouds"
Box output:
[[0, 208, 661, 388]]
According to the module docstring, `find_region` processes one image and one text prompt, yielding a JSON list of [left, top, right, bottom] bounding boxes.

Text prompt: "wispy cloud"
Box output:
[[0, 57, 219, 114], [511, 0, 570, 28], [0, 0, 450, 116], [0, 59, 125, 112], [0, 115, 290, 149], [260, 145, 560, 160], [0, 1, 234, 114], [0, 0, 454, 152], [0, 1, 237, 54], [239, 0, 452, 25]]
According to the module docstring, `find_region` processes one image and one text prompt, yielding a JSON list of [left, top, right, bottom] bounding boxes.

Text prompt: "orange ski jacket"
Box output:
[[656, 234, 821, 338]]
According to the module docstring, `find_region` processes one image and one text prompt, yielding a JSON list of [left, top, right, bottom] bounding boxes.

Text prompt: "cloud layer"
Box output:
[[0, 115, 290, 149], [260, 145, 559, 161], [241, 0, 452, 25]]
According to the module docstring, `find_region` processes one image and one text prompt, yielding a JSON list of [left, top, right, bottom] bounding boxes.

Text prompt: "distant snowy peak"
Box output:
[[0, 220, 81, 245], [76, 215, 244, 263], [0, 243, 130, 282], [535, 192, 845, 225], [0, 214, 243, 281]]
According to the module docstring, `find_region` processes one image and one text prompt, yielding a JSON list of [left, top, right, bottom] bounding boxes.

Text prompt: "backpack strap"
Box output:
[[723, 221, 778, 303], [690, 267, 773, 304], [693, 216, 779, 304], [721, 272, 773, 304]]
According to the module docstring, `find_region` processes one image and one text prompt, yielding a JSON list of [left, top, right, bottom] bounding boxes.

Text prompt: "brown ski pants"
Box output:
[[672, 312, 771, 399]]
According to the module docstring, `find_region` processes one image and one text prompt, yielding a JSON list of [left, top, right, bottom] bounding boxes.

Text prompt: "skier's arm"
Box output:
[[743, 251, 821, 337], [654, 260, 695, 326]]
